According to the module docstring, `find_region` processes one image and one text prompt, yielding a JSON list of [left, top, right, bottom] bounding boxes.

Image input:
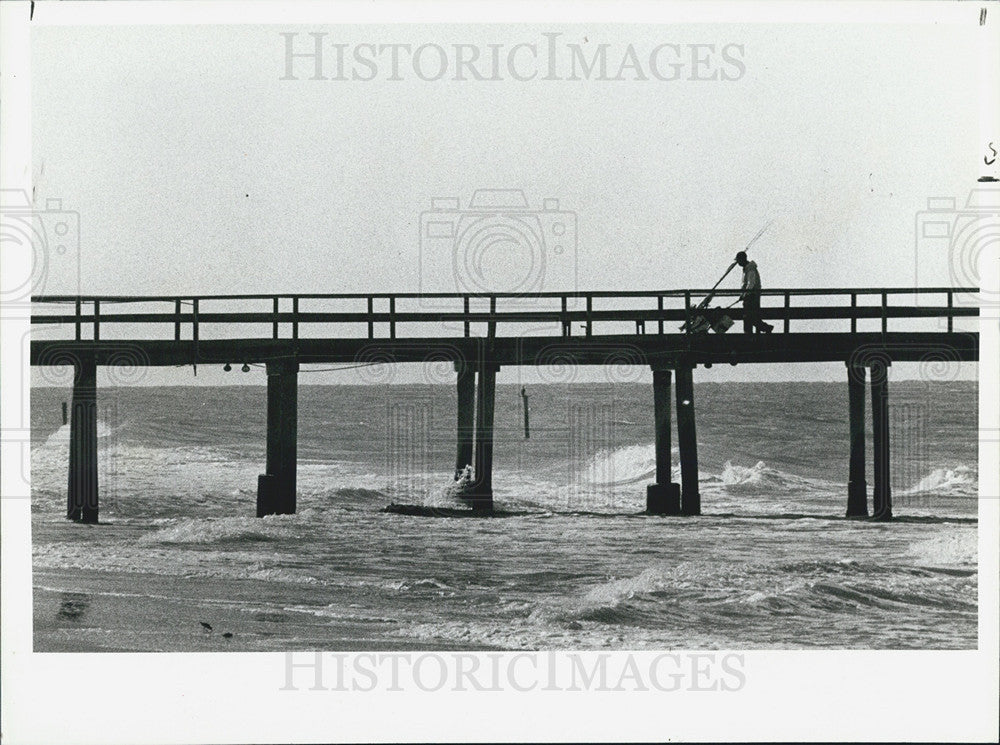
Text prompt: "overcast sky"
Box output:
[[29, 20, 987, 384]]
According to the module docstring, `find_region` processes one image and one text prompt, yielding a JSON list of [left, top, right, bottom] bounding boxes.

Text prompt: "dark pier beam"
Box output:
[[454, 360, 476, 479], [675, 364, 700, 516], [67, 353, 99, 523], [846, 363, 869, 517], [646, 367, 680, 515], [870, 359, 893, 521], [257, 360, 299, 516], [471, 362, 498, 514]]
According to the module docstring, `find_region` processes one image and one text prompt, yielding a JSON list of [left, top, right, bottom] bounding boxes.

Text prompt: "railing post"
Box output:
[[75, 298, 81, 340], [192, 298, 199, 342], [292, 297, 299, 340], [586, 295, 592, 337], [93, 300, 100, 341], [561, 296, 569, 336], [657, 296, 664, 335], [947, 291, 953, 332], [881, 292, 887, 335], [174, 299, 182, 341], [463, 296, 470, 337], [850, 293, 857, 334], [367, 297, 374, 339], [272, 297, 279, 339], [684, 292, 691, 334], [783, 292, 790, 333], [488, 296, 496, 338], [389, 297, 396, 339]]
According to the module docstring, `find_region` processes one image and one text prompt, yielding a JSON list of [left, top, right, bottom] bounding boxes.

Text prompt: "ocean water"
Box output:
[[30, 381, 978, 651]]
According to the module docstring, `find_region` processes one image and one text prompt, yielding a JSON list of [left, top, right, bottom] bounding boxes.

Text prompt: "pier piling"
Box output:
[[257, 360, 298, 517], [455, 361, 476, 479], [521, 386, 530, 439], [646, 368, 681, 515], [846, 363, 869, 517], [870, 360, 892, 521], [676, 365, 700, 515], [471, 362, 497, 514], [67, 354, 99, 523]]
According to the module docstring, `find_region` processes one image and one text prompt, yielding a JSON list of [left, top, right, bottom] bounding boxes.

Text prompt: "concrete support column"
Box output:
[[258, 360, 298, 516], [67, 354, 99, 523], [454, 360, 476, 480], [846, 363, 869, 517], [646, 368, 680, 515], [471, 362, 497, 514], [870, 360, 892, 521], [675, 364, 700, 516]]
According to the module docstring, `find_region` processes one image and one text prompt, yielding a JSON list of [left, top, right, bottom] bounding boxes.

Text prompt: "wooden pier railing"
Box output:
[[30, 287, 979, 342]]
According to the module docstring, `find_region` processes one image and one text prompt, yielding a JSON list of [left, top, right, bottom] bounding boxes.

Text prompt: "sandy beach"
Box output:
[[34, 568, 501, 652]]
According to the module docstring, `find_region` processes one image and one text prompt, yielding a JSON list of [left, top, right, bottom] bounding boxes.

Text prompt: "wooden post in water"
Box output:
[[646, 367, 680, 515], [67, 354, 98, 523], [257, 360, 298, 516], [846, 362, 869, 517], [675, 364, 700, 516], [454, 360, 476, 479], [870, 358, 892, 521], [520, 387, 530, 438], [471, 362, 497, 514]]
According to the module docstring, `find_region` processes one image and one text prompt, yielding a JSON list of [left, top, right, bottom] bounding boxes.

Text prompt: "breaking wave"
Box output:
[[580, 444, 664, 486], [577, 445, 843, 497], [715, 460, 829, 495], [902, 465, 977, 499], [138, 515, 297, 544]]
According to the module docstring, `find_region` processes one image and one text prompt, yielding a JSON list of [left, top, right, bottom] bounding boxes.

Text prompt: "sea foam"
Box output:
[[138, 515, 295, 544]]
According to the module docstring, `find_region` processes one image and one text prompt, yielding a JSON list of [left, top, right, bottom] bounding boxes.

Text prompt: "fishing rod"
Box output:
[[679, 220, 775, 332], [694, 219, 774, 311], [721, 220, 775, 308]]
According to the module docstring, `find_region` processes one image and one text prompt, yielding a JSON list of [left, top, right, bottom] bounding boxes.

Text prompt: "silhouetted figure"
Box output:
[[735, 251, 773, 334]]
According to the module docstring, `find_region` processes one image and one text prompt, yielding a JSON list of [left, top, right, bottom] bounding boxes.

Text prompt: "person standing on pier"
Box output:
[[735, 251, 774, 334]]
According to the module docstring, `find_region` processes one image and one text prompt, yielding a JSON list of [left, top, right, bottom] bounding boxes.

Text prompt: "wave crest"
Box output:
[[902, 465, 977, 498], [138, 516, 295, 544], [579, 444, 673, 487], [717, 460, 824, 495]]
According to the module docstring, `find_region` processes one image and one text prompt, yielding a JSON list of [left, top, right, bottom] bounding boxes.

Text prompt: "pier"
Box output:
[[30, 287, 979, 523]]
